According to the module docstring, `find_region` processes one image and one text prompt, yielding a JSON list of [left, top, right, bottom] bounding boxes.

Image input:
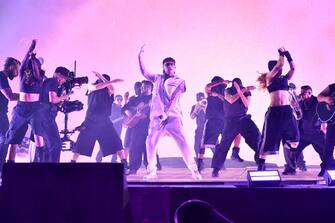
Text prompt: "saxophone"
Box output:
[[288, 83, 303, 120]]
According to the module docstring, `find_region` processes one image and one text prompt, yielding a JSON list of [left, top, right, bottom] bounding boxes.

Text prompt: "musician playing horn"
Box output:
[[317, 83, 335, 176], [256, 47, 300, 172], [71, 73, 128, 171], [283, 85, 326, 175]]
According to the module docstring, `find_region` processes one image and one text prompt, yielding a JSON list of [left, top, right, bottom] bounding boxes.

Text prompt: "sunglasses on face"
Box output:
[[164, 62, 175, 67]]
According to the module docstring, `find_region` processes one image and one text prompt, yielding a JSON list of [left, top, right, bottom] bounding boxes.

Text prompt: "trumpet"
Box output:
[[191, 99, 207, 119], [288, 83, 303, 120]]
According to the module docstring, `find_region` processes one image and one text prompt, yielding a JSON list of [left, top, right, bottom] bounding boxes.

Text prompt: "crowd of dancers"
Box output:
[[0, 40, 335, 180]]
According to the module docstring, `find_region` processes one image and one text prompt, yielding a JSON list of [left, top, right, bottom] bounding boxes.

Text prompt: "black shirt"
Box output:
[[191, 104, 206, 131], [329, 83, 335, 95], [224, 87, 251, 119], [267, 76, 289, 93], [110, 103, 123, 134], [0, 71, 10, 114], [86, 88, 114, 121], [299, 96, 321, 134], [206, 96, 225, 120], [40, 78, 58, 103]]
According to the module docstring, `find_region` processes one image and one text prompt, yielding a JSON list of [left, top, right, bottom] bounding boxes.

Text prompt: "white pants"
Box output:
[[146, 117, 197, 173]]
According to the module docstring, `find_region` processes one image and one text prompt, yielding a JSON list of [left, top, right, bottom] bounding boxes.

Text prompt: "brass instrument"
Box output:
[[190, 99, 207, 119], [288, 83, 303, 120]]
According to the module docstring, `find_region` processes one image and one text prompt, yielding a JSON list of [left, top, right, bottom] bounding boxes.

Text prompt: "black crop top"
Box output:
[[267, 76, 289, 93], [19, 71, 42, 94]]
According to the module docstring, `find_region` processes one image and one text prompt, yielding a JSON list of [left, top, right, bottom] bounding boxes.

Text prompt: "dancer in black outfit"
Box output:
[[71, 72, 128, 168], [0, 57, 20, 175], [257, 47, 299, 171], [6, 40, 46, 163], [197, 76, 228, 172], [211, 78, 260, 177], [317, 83, 335, 176]]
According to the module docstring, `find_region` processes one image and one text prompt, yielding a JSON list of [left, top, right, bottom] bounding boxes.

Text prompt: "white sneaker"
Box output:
[[192, 170, 202, 180], [143, 170, 157, 180]]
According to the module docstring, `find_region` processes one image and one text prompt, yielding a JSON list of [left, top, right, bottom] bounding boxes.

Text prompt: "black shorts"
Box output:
[[123, 128, 133, 148], [73, 118, 123, 157], [202, 118, 225, 148], [6, 102, 43, 145], [260, 105, 300, 155]]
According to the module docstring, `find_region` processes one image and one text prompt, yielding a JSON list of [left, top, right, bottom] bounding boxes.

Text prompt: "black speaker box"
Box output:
[[0, 163, 127, 223]]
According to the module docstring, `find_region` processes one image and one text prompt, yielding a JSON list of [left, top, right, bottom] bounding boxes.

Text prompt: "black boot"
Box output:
[[121, 159, 130, 175], [156, 155, 162, 171], [231, 147, 244, 162], [33, 147, 45, 163], [197, 158, 205, 173], [212, 168, 220, 177], [282, 164, 296, 175], [288, 149, 297, 170], [257, 159, 266, 171]]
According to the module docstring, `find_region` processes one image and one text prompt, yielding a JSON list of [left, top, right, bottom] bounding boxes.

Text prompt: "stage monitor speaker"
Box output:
[[247, 170, 281, 187], [324, 170, 335, 186], [0, 163, 126, 223]]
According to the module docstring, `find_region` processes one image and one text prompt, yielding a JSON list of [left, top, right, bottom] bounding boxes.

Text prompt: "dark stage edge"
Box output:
[[127, 183, 335, 223], [1, 163, 334, 223], [126, 166, 334, 223]]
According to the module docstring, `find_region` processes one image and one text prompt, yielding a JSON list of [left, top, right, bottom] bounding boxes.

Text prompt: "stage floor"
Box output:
[[126, 166, 327, 187]]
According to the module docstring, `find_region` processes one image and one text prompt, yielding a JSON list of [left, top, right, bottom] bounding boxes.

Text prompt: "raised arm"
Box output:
[[205, 79, 230, 95], [224, 85, 255, 105], [138, 45, 156, 82], [284, 51, 295, 80], [266, 47, 285, 82], [234, 82, 251, 108], [20, 39, 36, 75], [87, 79, 123, 95]]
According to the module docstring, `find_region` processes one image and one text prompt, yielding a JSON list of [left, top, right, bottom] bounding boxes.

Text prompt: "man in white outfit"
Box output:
[[138, 45, 201, 180]]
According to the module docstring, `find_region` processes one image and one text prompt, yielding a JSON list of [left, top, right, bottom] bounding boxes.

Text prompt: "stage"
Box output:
[[0, 161, 334, 223]]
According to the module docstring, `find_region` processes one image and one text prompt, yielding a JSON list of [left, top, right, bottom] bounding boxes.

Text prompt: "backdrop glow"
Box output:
[[1, 0, 334, 165]]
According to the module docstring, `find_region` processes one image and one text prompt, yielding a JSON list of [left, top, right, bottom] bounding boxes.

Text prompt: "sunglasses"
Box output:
[[164, 62, 175, 67]]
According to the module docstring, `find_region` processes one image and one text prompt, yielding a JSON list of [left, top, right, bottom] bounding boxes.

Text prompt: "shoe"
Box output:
[[212, 168, 220, 178], [257, 162, 266, 171], [156, 155, 162, 171], [128, 169, 137, 175], [197, 158, 205, 173], [231, 147, 244, 162], [298, 164, 307, 171], [192, 170, 202, 180], [282, 167, 296, 175], [121, 159, 129, 169], [288, 149, 297, 169], [143, 170, 157, 180], [318, 168, 326, 177]]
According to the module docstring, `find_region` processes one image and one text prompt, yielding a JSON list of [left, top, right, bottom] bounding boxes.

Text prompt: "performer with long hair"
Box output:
[[257, 47, 299, 171]]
